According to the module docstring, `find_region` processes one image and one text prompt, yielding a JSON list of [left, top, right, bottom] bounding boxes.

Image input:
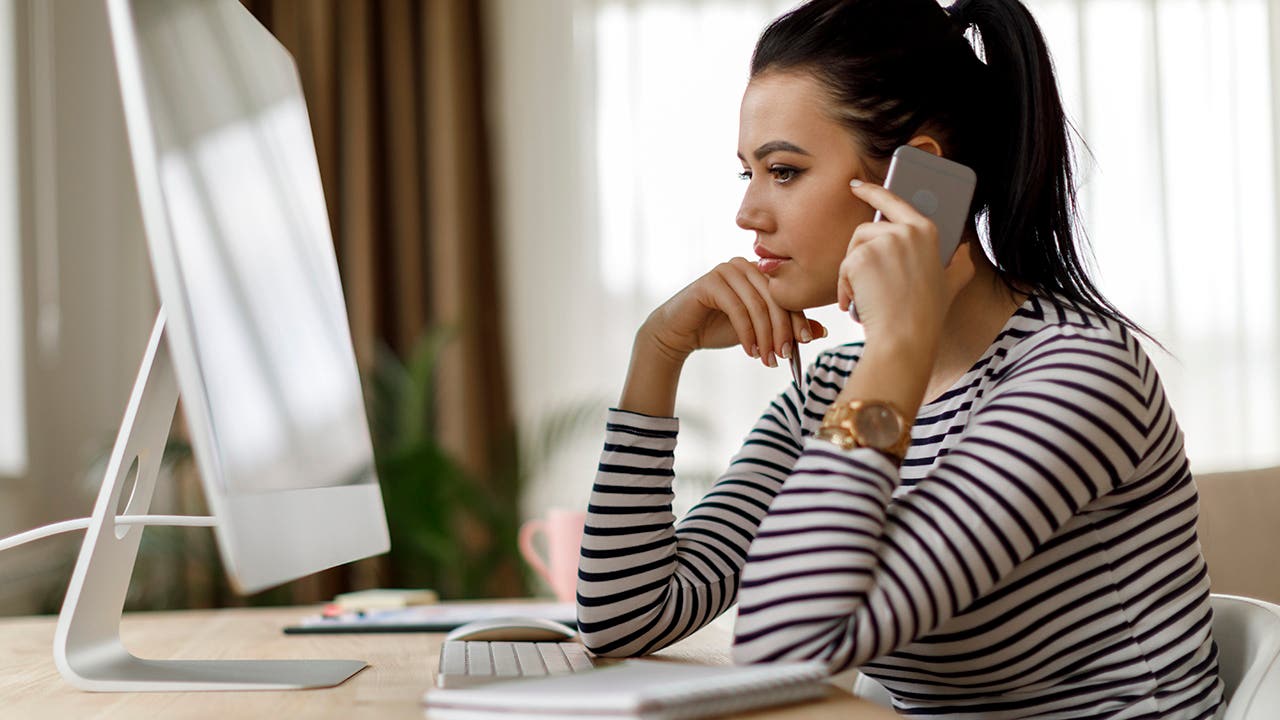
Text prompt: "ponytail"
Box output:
[[949, 0, 1144, 336], [752, 0, 1150, 340]]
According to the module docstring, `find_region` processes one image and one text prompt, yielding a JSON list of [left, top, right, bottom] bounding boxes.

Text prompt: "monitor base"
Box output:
[[58, 653, 366, 692], [53, 309, 368, 692]]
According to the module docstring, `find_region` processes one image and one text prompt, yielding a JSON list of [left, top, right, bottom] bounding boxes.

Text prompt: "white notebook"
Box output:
[[422, 658, 830, 720]]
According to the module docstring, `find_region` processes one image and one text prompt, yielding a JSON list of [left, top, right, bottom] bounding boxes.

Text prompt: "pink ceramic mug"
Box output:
[[518, 508, 586, 603]]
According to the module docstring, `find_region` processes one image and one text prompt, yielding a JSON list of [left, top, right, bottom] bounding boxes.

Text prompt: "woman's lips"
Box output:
[[754, 243, 789, 274], [757, 257, 788, 274]]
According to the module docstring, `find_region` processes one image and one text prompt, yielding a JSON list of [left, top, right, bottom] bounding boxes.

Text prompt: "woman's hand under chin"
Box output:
[[619, 257, 828, 418], [642, 256, 827, 369], [839, 180, 976, 359]]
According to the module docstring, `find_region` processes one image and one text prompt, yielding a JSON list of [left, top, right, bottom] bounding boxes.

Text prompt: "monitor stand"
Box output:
[[53, 309, 366, 691]]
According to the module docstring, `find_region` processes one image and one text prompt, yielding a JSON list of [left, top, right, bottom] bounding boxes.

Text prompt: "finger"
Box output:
[[790, 310, 812, 345], [837, 252, 859, 312], [735, 260, 795, 360], [850, 179, 927, 226], [836, 256, 849, 311], [848, 218, 908, 254], [808, 318, 828, 339], [718, 264, 777, 366], [706, 274, 762, 358], [848, 220, 882, 250]]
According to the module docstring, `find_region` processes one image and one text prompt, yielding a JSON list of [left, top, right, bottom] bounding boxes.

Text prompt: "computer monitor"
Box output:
[[53, 0, 390, 691]]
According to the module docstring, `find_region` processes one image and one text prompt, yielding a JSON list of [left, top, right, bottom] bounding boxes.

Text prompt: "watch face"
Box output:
[[855, 403, 903, 448]]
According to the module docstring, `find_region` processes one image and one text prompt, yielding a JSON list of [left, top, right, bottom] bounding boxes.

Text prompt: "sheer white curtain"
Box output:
[[1028, 0, 1277, 471], [489, 0, 1280, 521], [0, 0, 25, 478]]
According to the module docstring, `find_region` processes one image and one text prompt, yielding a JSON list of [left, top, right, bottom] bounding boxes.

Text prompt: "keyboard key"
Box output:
[[465, 641, 493, 677], [513, 642, 545, 674], [538, 643, 571, 675], [490, 642, 520, 677], [561, 642, 594, 671], [441, 641, 467, 676]]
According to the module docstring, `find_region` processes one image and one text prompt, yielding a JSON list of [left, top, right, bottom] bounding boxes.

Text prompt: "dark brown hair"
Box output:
[[752, 0, 1145, 335]]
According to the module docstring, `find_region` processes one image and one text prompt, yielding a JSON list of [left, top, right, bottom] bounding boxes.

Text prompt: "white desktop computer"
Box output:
[[53, 0, 390, 690]]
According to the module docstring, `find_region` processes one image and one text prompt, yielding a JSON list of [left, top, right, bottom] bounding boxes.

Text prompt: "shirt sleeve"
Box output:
[[730, 326, 1166, 673], [576, 373, 810, 657]]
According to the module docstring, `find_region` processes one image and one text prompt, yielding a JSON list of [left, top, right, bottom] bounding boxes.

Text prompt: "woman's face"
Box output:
[[736, 70, 879, 311]]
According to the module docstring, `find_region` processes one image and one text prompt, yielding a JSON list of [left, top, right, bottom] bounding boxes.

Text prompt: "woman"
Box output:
[[576, 0, 1224, 717]]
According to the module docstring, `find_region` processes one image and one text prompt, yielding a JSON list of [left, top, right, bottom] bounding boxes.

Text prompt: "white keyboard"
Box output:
[[435, 640, 596, 688]]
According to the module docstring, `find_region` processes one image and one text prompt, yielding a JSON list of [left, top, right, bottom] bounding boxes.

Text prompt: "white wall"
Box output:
[[483, 0, 620, 522], [1, 0, 156, 615]]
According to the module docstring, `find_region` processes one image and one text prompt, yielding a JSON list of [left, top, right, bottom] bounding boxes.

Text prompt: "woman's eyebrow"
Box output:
[[737, 140, 812, 162]]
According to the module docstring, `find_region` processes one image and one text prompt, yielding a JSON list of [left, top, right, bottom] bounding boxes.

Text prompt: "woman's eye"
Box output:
[[738, 166, 803, 183], [770, 166, 800, 183]]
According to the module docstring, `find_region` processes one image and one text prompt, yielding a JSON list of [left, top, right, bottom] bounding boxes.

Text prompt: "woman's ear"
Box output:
[[906, 135, 945, 158]]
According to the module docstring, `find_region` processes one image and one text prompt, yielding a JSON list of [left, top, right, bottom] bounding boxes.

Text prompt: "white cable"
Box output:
[[0, 515, 216, 553]]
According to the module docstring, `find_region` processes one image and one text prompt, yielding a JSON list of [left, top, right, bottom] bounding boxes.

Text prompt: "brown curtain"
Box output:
[[200, 0, 522, 603]]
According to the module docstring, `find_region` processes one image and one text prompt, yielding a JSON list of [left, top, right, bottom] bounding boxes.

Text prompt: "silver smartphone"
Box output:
[[874, 144, 977, 264]]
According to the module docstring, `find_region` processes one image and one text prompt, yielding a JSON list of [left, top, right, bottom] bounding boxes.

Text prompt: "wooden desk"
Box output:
[[0, 606, 899, 719]]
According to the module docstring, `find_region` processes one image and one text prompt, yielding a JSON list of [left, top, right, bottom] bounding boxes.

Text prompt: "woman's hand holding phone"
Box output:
[[832, 180, 977, 421], [842, 144, 977, 323], [840, 180, 975, 356], [642, 257, 825, 369]]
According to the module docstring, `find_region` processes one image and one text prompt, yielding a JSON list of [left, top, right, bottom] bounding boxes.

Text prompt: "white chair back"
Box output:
[[852, 594, 1280, 718], [1212, 593, 1280, 720], [853, 671, 893, 709]]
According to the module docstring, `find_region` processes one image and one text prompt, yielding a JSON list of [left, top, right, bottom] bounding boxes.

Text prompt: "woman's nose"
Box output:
[[736, 191, 772, 233]]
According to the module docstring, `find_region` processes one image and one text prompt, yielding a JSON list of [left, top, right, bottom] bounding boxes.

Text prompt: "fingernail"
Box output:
[[800, 327, 813, 343], [849, 178, 863, 188], [750, 344, 759, 358], [820, 326, 829, 338], [780, 342, 792, 359], [766, 352, 777, 368]]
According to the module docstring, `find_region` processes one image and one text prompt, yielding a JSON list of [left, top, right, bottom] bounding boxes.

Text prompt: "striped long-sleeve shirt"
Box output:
[[577, 294, 1224, 719]]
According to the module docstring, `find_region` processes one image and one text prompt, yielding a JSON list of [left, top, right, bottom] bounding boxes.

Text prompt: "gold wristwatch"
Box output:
[[816, 399, 911, 464]]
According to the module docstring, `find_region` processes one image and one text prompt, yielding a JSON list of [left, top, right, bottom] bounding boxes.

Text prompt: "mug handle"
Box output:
[[518, 519, 554, 587]]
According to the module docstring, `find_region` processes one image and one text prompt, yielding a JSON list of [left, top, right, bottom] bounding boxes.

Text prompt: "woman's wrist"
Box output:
[[833, 339, 933, 422], [637, 318, 693, 366], [617, 327, 688, 418]]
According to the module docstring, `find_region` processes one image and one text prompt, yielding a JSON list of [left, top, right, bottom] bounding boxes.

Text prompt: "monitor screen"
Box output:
[[111, 0, 388, 591], [133, 0, 373, 495]]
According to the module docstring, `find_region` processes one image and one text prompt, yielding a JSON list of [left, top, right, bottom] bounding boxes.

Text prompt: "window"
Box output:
[[587, 0, 1279, 473], [0, 0, 26, 477]]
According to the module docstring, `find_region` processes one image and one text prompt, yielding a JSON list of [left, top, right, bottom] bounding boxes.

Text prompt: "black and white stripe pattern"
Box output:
[[578, 295, 1224, 718]]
